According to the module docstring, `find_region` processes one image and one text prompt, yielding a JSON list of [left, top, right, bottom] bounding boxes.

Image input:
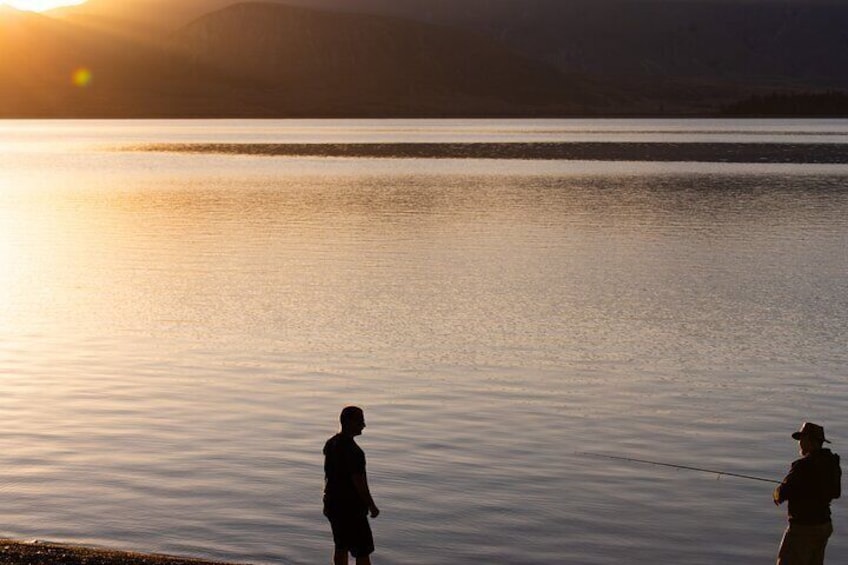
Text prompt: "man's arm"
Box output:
[[353, 472, 380, 518], [774, 460, 803, 505]]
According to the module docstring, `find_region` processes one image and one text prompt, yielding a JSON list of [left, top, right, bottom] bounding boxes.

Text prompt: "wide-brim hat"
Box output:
[[792, 421, 830, 443]]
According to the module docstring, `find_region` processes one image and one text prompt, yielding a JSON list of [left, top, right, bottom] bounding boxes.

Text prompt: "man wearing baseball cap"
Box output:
[[773, 422, 842, 565]]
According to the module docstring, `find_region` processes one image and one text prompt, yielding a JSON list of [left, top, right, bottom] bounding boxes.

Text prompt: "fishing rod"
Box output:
[[579, 452, 781, 484]]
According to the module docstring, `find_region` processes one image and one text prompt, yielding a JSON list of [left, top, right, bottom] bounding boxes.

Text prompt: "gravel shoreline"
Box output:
[[131, 142, 848, 163], [0, 540, 248, 565]]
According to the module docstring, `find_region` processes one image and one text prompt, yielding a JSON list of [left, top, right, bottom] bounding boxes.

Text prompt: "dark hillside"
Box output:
[[28, 0, 848, 116], [2, 2, 596, 117], [277, 0, 848, 89], [169, 2, 592, 116], [0, 6, 249, 117]]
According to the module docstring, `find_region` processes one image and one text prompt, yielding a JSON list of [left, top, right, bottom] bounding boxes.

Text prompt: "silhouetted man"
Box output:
[[324, 406, 380, 565], [773, 422, 841, 565]]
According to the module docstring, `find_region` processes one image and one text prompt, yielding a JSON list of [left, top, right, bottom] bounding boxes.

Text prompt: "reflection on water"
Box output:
[[0, 122, 847, 565], [3, 118, 848, 150]]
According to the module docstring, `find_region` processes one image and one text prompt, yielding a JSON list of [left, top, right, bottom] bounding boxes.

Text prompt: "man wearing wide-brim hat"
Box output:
[[773, 422, 842, 564]]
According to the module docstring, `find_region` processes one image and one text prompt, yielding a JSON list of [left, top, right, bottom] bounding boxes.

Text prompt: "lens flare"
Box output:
[[71, 67, 92, 87]]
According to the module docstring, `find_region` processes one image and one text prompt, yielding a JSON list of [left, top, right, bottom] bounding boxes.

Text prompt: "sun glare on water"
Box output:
[[1, 0, 86, 12]]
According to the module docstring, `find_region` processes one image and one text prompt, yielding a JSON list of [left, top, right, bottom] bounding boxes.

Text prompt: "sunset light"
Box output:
[[1, 0, 847, 563], [1, 0, 85, 12]]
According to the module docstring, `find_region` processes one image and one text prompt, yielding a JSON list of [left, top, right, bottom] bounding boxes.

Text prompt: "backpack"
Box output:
[[831, 453, 842, 500]]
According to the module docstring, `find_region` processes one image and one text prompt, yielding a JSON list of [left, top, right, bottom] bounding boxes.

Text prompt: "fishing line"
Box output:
[[578, 452, 781, 484]]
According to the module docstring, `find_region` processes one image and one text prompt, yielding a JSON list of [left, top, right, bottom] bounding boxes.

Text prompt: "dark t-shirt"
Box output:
[[323, 433, 367, 516], [777, 448, 842, 525]]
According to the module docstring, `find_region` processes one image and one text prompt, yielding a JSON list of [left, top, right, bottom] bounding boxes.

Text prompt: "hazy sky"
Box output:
[[2, 0, 85, 11], [0, 0, 823, 9]]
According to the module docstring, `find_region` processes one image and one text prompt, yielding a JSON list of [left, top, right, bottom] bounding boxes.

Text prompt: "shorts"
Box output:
[[327, 512, 375, 558]]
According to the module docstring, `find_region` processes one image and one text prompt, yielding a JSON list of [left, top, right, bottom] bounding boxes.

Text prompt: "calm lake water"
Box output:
[[0, 119, 847, 564]]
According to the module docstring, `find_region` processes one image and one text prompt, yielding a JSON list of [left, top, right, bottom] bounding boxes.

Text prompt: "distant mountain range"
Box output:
[[0, 0, 845, 117]]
